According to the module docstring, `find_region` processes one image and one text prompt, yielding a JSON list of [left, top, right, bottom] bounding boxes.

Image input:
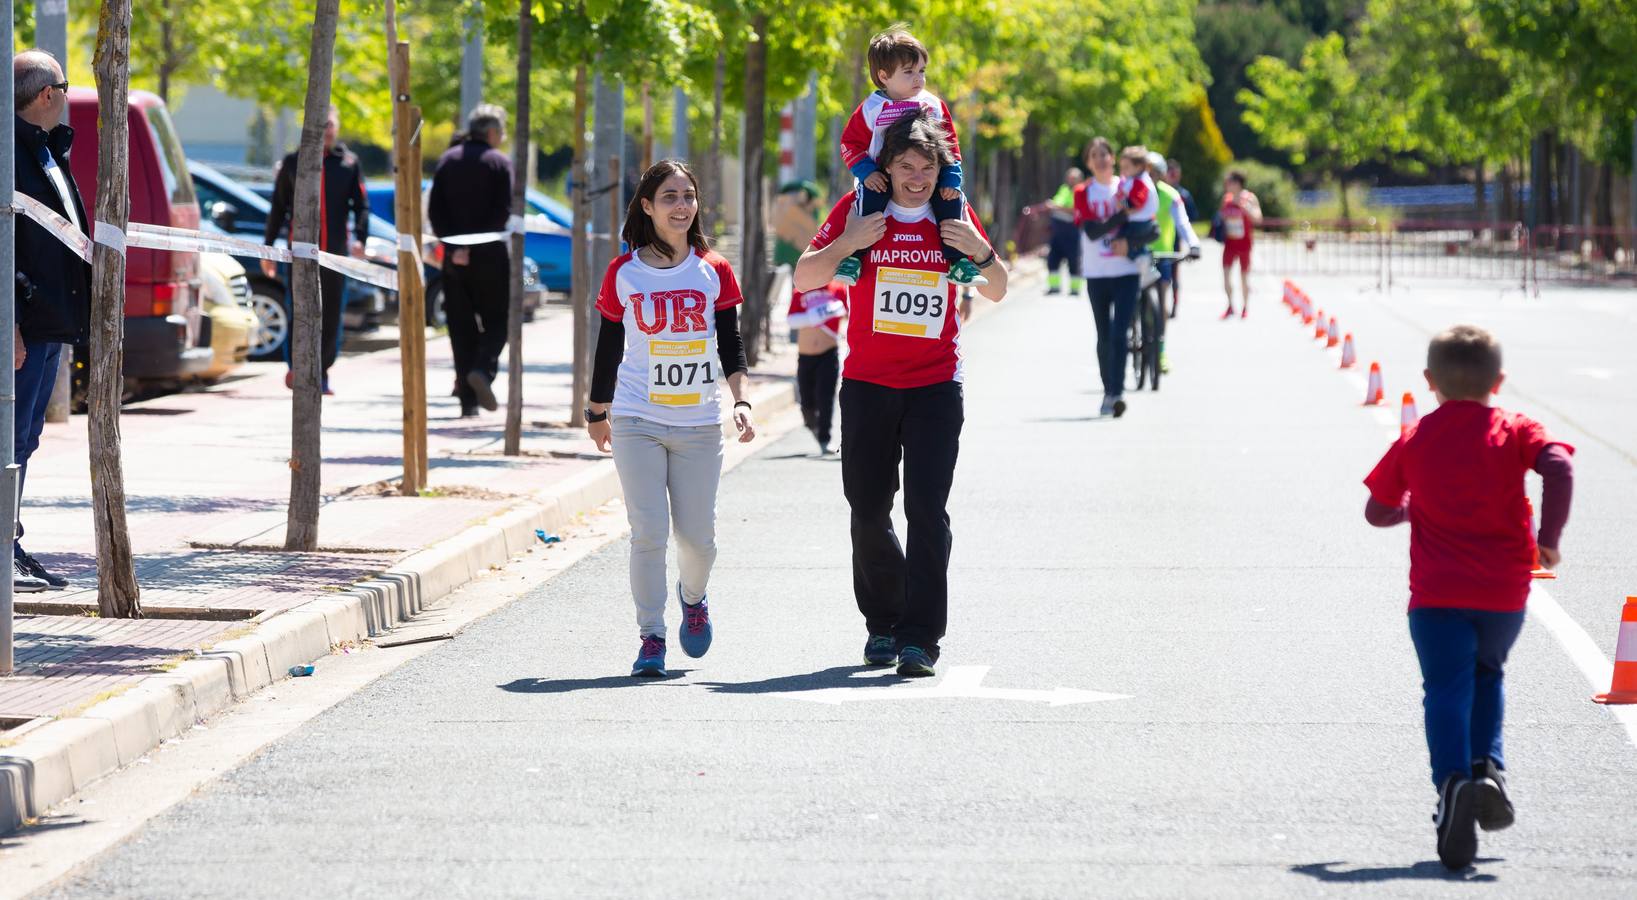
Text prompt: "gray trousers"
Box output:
[[611, 415, 724, 638]]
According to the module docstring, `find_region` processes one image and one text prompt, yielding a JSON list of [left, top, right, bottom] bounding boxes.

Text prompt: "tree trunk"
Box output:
[[739, 13, 769, 365], [1473, 159, 1487, 238], [1338, 174, 1353, 225], [1595, 162, 1615, 260], [1498, 160, 1515, 223], [641, 84, 654, 173], [709, 51, 725, 233], [158, 10, 172, 104], [1528, 131, 1551, 229], [90, 0, 141, 617], [569, 66, 589, 428], [503, 0, 530, 454], [284, 0, 340, 551]]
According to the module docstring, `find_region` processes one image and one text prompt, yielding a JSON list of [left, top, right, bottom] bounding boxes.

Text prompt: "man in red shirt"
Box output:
[[796, 112, 1009, 677], [1216, 170, 1261, 318], [1363, 324, 1573, 871]]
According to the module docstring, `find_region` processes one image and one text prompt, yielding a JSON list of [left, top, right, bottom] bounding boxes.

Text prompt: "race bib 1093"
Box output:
[[872, 266, 948, 339]]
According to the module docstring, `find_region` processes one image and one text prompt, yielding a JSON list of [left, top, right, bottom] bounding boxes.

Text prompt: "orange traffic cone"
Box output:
[[1593, 597, 1637, 704], [1291, 290, 1305, 317], [1525, 498, 1557, 579], [1400, 392, 1419, 436], [1364, 362, 1384, 405], [1283, 281, 1294, 310], [1326, 317, 1341, 348], [1314, 312, 1329, 340], [1339, 333, 1357, 368], [1301, 296, 1315, 324]]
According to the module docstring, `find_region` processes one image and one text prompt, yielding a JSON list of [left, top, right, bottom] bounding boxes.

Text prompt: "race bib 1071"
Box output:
[[647, 337, 716, 406], [872, 266, 949, 339]]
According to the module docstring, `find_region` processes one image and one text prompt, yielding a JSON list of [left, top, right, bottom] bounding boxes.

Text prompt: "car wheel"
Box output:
[[424, 280, 447, 329], [247, 281, 290, 361]]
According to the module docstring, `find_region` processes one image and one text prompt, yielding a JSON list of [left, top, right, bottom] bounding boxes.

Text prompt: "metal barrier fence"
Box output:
[[1258, 219, 1637, 294]]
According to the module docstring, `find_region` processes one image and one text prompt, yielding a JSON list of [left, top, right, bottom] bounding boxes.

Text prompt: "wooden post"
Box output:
[[641, 85, 654, 172], [503, 0, 531, 455], [284, 0, 341, 551], [739, 14, 769, 364], [389, 40, 425, 494], [409, 104, 428, 485], [89, 0, 141, 616], [569, 66, 589, 428]]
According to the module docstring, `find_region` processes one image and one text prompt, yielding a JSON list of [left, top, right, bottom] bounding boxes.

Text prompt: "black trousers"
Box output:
[[443, 252, 511, 407], [283, 267, 345, 376], [796, 348, 840, 447], [840, 378, 964, 658], [1046, 220, 1081, 276]]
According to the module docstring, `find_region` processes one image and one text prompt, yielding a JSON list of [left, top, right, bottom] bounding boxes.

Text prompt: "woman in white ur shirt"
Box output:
[[586, 160, 756, 678]]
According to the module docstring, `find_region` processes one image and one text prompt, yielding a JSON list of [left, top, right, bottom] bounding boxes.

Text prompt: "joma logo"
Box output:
[[893, 233, 922, 243]]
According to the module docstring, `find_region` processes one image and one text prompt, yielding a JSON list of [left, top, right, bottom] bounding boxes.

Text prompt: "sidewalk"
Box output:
[[1, 298, 801, 831]]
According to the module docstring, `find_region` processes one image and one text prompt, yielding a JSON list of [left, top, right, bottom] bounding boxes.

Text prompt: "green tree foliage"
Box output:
[[1166, 87, 1233, 208], [1238, 33, 1408, 216], [1193, 3, 1311, 158]]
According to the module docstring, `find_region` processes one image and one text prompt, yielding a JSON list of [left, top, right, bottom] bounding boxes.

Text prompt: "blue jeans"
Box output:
[[1407, 607, 1527, 787], [1086, 274, 1139, 397], [14, 341, 63, 553]]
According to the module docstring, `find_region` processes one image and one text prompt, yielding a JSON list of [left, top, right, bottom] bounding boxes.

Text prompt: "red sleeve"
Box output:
[[1072, 183, 1092, 226], [809, 195, 854, 252], [938, 99, 962, 163], [708, 252, 743, 310], [1126, 178, 1150, 210], [839, 106, 873, 171], [1363, 438, 1409, 508], [1515, 415, 1572, 467], [594, 257, 626, 322]]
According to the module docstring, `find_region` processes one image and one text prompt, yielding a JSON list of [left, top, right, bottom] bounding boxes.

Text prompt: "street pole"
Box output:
[[589, 73, 623, 398], [671, 87, 688, 161], [38, 0, 72, 425], [2, 0, 18, 673], [460, 5, 483, 125], [794, 74, 817, 183]]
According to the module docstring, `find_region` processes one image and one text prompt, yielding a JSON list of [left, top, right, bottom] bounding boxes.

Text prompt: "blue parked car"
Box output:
[[366, 180, 572, 292]]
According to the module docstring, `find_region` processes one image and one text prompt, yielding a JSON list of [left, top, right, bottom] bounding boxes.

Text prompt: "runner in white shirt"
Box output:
[[587, 160, 757, 678]]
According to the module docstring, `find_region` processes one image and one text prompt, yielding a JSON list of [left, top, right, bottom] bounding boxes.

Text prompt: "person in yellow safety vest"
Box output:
[[1044, 167, 1084, 295], [1144, 151, 1200, 374]]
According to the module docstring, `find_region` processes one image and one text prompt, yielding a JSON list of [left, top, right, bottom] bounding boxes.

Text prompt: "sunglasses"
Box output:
[[48, 81, 68, 92]]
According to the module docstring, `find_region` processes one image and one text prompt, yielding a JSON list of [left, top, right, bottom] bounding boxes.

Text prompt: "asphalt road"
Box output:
[[36, 262, 1637, 898]]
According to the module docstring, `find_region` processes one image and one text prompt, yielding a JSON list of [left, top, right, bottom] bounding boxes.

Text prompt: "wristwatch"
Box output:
[[584, 407, 609, 423], [973, 248, 998, 269]]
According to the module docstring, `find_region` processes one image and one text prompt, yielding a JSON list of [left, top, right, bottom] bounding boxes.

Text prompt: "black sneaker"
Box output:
[[17, 552, 67, 590], [1434, 775, 1478, 870], [12, 559, 48, 593], [466, 370, 499, 411], [896, 645, 936, 678], [1472, 758, 1515, 831], [863, 634, 896, 666]]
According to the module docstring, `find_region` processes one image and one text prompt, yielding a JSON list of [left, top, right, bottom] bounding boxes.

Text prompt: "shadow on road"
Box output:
[[497, 671, 695, 693], [699, 665, 903, 695], [1290, 860, 1501, 884]]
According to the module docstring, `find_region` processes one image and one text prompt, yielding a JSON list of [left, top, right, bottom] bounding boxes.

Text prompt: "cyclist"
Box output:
[[1144, 152, 1200, 373]]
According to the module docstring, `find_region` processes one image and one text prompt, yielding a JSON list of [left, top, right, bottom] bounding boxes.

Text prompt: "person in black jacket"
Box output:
[[428, 104, 514, 417], [11, 50, 90, 592], [261, 106, 370, 393]]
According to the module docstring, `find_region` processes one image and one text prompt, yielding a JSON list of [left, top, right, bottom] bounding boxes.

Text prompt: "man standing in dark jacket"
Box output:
[[261, 106, 370, 393], [429, 104, 513, 417], [11, 49, 90, 592]]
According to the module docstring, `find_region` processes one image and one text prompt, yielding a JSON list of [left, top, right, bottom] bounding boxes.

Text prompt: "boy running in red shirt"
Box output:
[[1363, 325, 1574, 871], [837, 26, 982, 288]]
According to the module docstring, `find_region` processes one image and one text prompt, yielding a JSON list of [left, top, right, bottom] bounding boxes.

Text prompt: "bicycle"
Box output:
[[1129, 249, 1196, 391]]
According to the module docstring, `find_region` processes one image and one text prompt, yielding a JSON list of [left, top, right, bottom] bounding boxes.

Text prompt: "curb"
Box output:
[[1, 375, 797, 835]]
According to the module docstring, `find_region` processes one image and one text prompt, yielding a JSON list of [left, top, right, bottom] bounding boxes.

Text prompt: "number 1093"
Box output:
[[878, 289, 944, 318]]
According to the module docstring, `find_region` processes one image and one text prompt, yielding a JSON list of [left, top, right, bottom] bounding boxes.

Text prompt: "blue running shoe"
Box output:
[[863, 634, 896, 666], [631, 634, 667, 678], [677, 582, 713, 658], [896, 645, 935, 678]]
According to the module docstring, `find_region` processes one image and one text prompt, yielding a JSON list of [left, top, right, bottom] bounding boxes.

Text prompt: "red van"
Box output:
[[66, 88, 212, 387]]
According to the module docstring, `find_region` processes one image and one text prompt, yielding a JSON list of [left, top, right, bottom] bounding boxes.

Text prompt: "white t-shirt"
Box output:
[[595, 248, 743, 427], [1072, 176, 1138, 279]]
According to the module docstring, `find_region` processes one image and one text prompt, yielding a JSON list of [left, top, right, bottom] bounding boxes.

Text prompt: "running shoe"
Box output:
[[896, 645, 936, 677], [1099, 395, 1116, 417], [1111, 395, 1127, 418], [947, 258, 989, 287], [17, 551, 67, 589], [631, 635, 667, 678], [1220, 306, 1235, 320], [676, 582, 713, 658], [1434, 775, 1478, 870], [1472, 758, 1515, 831], [1159, 350, 1170, 375], [863, 634, 896, 666], [1240, 306, 1248, 319], [834, 256, 863, 286]]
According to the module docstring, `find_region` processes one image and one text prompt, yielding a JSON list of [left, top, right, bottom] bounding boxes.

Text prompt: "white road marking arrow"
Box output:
[[770, 666, 1130, 707]]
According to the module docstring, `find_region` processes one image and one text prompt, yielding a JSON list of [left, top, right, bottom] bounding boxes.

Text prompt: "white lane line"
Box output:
[[1526, 585, 1637, 750]]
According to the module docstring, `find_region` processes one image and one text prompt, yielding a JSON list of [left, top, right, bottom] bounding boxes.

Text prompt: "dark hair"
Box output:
[[1166, 157, 1182, 174], [876, 110, 956, 173], [622, 160, 710, 260], [1225, 170, 1247, 188], [1119, 145, 1148, 167], [1426, 324, 1503, 400], [1083, 137, 1113, 166], [867, 26, 928, 89]]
